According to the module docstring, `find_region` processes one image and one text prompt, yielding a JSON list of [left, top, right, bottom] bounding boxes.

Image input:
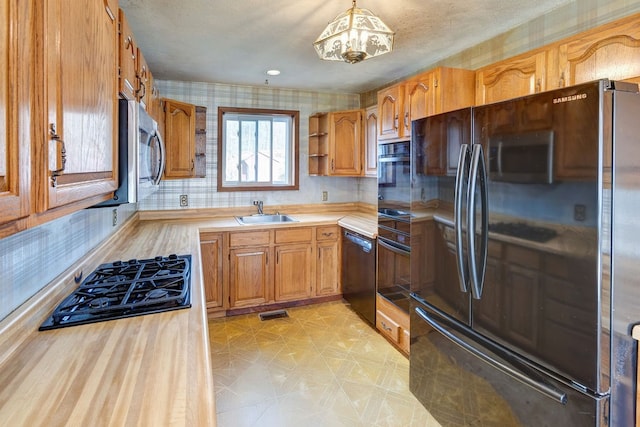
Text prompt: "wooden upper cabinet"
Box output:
[[378, 67, 474, 143], [117, 8, 137, 100], [41, 0, 118, 212], [137, 48, 151, 110], [405, 72, 435, 123], [148, 78, 162, 124], [553, 15, 640, 89], [163, 98, 196, 178], [405, 67, 475, 123], [328, 109, 363, 176], [194, 106, 207, 178], [377, 83, 405, 141], [0, 0, 31, 234], [364, 106, 378, 178], [475, 51, 547, 105]]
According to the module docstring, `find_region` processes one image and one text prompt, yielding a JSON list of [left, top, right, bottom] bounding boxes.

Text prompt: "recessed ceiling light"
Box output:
[[266, 69, 281, 76]]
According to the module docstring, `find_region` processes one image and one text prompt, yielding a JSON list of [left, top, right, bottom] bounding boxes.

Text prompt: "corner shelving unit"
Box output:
[[308, 112, 329, 176]]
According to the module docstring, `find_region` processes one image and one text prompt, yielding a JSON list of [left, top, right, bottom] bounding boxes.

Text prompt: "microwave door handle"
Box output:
[[467, 144, 488, 300], [454, 144, 470, 293], [153, 129, 166, 185]]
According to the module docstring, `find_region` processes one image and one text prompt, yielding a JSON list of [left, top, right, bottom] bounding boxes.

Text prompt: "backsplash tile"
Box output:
[[0, 204, 136, 321]]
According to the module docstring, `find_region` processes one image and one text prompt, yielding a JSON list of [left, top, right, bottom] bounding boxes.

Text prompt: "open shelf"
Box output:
[[308, 113, 329, 176]]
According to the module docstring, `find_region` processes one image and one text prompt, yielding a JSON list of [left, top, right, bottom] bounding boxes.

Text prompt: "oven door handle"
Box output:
[[414, 306, 568, 405], [378, 238, 410, 256]]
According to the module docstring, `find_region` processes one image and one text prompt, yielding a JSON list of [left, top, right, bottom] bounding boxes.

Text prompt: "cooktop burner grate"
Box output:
[[39, 254, 192, 331]]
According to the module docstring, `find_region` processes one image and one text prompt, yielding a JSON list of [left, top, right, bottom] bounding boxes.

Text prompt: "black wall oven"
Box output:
[[377, 140, 411, 314]]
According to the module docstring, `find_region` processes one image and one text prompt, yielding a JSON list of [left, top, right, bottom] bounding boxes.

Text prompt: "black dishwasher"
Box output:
[[341, 229, 376, 325]]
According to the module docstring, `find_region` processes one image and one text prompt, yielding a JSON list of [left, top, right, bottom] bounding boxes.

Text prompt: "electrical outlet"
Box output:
[[322, 191, 328, 201], [180, 194, 189, 207], [112, 208, 118, 227], [574, 204, 586, 221]]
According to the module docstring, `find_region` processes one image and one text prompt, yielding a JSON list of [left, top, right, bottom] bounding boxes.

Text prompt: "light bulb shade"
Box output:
[[313, 2, 394, 64]]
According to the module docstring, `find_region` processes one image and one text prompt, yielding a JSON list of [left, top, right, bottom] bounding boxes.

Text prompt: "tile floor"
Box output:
[[208, 301, 442, 427]]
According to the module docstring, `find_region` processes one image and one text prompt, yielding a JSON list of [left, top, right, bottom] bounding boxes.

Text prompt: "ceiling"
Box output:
[[119, 0, 574, 94]]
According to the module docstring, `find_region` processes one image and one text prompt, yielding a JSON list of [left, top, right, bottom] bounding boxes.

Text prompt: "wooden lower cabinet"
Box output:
[[200, 233, 225, 314], [229, 246, 271, 308], [376, 293, 410, 354], [316, 225, 341, 296], [316, 240, 340, 296], [203, 225, 343, 316], [275, 244, 313, 301]]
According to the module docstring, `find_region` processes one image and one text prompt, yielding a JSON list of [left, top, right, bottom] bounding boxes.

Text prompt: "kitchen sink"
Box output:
[[235, 214, 298, 225]]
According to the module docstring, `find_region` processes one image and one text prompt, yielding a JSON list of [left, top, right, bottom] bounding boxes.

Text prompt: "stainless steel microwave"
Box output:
[[487, 130, 554, 184], [92, 99, 165, 207]]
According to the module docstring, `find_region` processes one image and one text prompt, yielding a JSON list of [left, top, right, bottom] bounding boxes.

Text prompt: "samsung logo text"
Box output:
[[553, 93, 588, 104]]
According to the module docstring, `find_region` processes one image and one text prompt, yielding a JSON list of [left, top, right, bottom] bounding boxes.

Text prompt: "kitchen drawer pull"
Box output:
[[380, 321, 393, 332], [49, 123, 67, 187]]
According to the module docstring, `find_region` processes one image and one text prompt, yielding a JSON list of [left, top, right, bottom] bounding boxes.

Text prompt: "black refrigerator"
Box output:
[[409, 79, 640, 426]]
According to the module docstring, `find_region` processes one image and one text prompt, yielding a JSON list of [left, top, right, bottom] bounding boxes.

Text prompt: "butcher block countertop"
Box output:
[[0, 203, 376, 426]]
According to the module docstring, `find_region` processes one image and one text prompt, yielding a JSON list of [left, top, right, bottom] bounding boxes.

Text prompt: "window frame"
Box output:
[[217, 107, 299, 192]]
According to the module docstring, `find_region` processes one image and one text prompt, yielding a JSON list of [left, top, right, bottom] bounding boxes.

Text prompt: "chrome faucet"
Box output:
[[253, 200, 264, 215]]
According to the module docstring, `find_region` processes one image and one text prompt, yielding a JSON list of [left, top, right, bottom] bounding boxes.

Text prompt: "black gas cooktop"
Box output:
[[39, 254, 191, 331]]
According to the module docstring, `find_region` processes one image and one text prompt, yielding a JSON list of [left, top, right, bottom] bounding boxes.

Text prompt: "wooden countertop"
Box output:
[[0, 218, 216, 426], [0, 206, 376, 425]]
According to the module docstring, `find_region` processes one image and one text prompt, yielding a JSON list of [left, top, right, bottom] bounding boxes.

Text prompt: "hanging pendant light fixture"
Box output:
[[313, 0, 395, 64]]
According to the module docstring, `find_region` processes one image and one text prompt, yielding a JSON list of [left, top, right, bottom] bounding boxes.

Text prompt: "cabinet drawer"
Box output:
[[317, 226, 339, 241], [230, 231, 270, 247], [275, 227, 312, 244], [376, 310, 400, 343]]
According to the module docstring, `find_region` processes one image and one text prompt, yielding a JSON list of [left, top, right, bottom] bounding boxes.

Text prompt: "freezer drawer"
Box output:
[[409, 297, 608, 426]]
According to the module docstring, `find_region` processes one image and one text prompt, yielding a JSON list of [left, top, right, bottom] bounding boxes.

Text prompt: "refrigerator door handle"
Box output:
[[467, 144, 488, 299], [454, 144, 470, 293], [414, 306, 568, 405]]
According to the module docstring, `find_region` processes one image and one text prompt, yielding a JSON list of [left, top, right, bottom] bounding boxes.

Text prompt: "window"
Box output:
[[217, 107, 299, 191]]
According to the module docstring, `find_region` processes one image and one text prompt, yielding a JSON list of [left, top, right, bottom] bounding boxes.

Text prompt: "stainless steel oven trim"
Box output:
[[378, 156, 410, 163]]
